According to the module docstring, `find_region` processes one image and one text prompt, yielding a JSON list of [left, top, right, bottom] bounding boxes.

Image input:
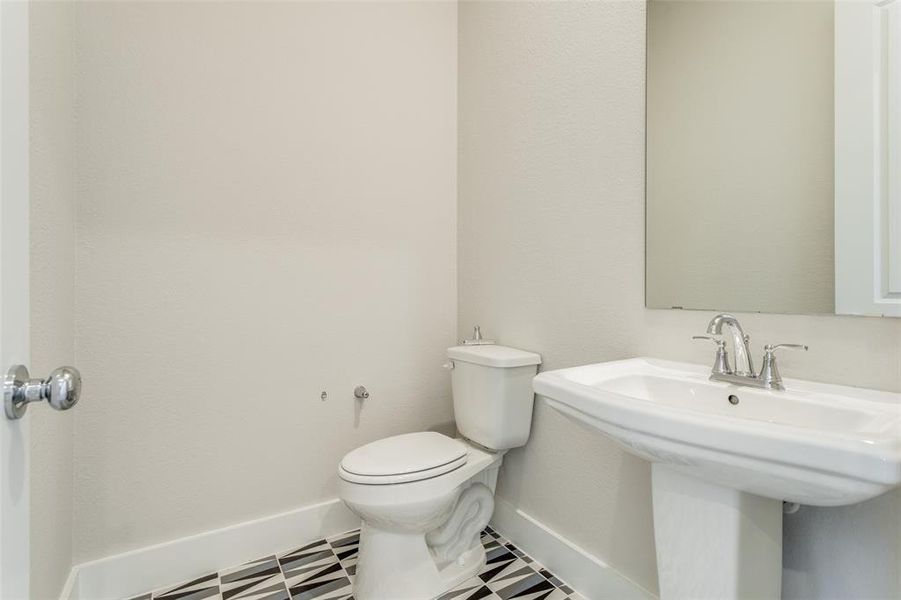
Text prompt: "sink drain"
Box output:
[[728, 394, 740, 405]]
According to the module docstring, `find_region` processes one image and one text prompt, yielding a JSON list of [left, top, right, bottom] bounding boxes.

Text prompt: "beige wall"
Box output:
[[646, 0, 835, 315], [458, 1, 901, 597], [72, 1, 457, 563], [30, 1, 76, 598]]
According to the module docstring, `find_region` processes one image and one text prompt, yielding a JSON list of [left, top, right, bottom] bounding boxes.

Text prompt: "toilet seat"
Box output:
[[339, 432, 468, 485]]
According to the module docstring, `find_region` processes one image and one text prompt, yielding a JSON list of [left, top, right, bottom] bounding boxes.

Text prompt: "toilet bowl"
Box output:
[[337, 343, 541, 600], [339, 432, 502, 600]]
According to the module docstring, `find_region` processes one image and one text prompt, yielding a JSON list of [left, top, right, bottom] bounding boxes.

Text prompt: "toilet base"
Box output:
[[339, 442, 504, 600], [353, 523, 486, 600]]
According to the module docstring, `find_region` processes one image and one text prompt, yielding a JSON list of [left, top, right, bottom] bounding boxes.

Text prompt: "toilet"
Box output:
[[337, 343, 541, 600]]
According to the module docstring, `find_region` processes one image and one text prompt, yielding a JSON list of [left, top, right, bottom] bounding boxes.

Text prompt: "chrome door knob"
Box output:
[[4, 365, 82, 420], [45, 367, 82, 411]]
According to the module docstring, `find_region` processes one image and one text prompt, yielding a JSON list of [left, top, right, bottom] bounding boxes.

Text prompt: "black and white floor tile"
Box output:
[[128, 526, 584, 600], [438, 527, 585, 600]]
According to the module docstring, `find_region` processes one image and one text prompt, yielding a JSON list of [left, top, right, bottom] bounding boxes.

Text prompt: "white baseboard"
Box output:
[[59, 495, 652, 600], [60, 499, 359, 600], [490, 497, 657, 600]]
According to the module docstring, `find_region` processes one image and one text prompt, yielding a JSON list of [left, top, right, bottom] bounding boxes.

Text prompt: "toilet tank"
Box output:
[[447, 344, 542, 451]]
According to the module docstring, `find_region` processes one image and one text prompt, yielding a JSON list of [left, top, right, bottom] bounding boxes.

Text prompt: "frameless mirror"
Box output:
[[645, 0, 901, 317]]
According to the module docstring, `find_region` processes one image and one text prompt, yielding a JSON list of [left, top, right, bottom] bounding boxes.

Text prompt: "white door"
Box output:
[[0, 0, 31, 597], [835, 0, 901, 316]]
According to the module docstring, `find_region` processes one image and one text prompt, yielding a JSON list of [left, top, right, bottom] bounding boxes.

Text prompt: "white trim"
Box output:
[[885, 0, 901, 293], [490, 497, 657, 600], [58, 568, 78, 600], [0, 0, 31, 597], [56, 495, 655, 600], [834, 0, 901, 316], [60, 499, 359, 600]]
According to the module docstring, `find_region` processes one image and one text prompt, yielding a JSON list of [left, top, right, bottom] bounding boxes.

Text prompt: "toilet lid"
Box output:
[[339, 432, 468, 485]]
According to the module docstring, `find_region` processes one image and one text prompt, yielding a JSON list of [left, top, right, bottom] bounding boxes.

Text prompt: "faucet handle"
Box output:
[[759, 344, 808, 391], [692, 335, 725, 347], [764, 343, 808, 354], [692, 336, 731, 375]]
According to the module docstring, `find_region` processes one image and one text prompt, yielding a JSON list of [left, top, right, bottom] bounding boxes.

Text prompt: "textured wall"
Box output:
[[458, 2, 657, 591], [646, 0, 835, 314], [29, 1, 76, 598], [458, 1, 901, 597], [73, 1, 457, 563]]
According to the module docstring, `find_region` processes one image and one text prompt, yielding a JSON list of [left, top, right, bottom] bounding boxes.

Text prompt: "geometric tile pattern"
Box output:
[[220, 556, 288, 600], [278, 538, 352, 600], [437, 527, 585, 600], [128, 527, 584, 600]]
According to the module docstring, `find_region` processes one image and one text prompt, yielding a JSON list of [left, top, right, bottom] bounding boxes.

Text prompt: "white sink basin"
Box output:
[[536, 357, 901, 599], [534, 357, 901, 506]]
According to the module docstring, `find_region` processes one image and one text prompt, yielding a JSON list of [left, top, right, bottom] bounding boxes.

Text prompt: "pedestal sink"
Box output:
[[533, 358, 901, 599]]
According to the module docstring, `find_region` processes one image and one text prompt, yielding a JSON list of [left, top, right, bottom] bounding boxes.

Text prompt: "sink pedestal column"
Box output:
[[651, 464, 782, 600]]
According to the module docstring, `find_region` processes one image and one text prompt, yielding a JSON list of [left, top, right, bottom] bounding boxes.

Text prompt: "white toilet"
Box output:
[[337, 343, 541, 600]]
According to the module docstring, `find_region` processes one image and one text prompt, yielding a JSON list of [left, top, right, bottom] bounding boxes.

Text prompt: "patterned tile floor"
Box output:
[[126, 526, 585, 600]]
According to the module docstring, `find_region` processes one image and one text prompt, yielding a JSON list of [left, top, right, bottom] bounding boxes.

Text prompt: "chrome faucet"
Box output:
[[693, 314, 807, 391], [705, 313, 754, 376]]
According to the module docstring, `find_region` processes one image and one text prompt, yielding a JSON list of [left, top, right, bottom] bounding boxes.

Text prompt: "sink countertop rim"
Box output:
[[533, 356, 901, 486]]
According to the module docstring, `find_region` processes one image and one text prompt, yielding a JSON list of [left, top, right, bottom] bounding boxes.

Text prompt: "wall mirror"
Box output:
[[645, 0, 900, 317]]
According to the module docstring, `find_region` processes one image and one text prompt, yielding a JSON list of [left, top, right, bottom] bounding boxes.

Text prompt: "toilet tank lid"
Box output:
[[447, 345, 542, 368]]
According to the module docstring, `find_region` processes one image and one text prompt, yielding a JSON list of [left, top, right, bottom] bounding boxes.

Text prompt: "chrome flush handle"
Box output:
[[462, 325, 495, 346]]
